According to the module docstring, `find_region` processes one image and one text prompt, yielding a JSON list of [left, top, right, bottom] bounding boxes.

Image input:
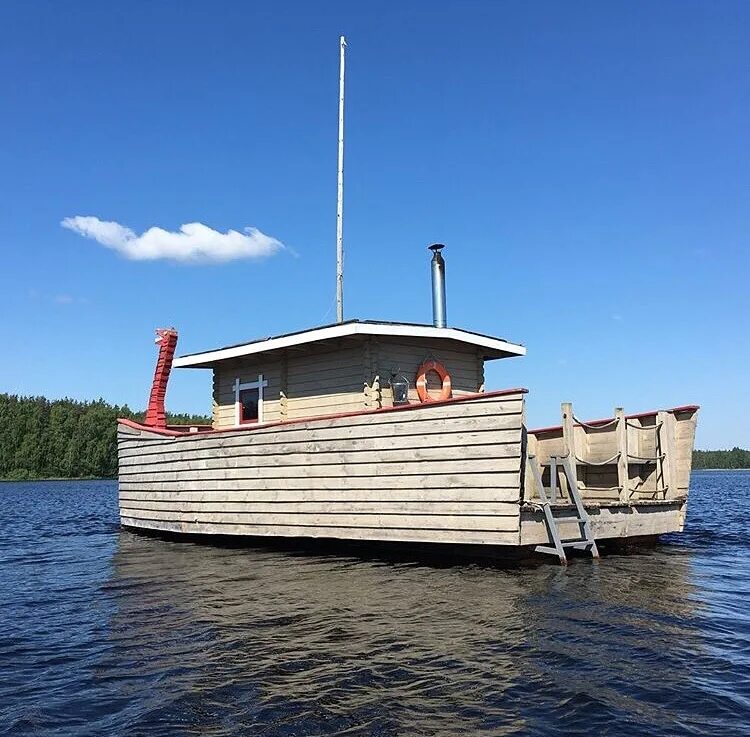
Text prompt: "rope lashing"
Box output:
[[627, 453, 666, 462], [625, 420, 663, 431], [572, 415, 620, 430], [627, 485, 669, 495], [573, 452, 621, 466]]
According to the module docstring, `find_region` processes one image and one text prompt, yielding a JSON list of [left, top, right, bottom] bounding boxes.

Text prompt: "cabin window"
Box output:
[[234, 374, 268, 425], [239, 388, 259, 423]]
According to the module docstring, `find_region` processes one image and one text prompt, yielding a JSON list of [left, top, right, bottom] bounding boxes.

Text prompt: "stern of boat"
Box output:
[[521, 403, 699, 557]]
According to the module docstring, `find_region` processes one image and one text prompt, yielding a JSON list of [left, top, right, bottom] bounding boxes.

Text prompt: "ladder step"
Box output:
[[561, 540, 595, 549], [528, 453, 600, 564], [554, 516, 584, 525], [535, 545, 564, 556]]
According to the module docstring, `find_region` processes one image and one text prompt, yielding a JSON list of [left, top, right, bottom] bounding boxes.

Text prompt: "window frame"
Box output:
[[233, 374, 268, 425]]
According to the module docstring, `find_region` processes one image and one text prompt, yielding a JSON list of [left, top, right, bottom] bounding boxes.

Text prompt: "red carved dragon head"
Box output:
[[145, 327, 179, 428]]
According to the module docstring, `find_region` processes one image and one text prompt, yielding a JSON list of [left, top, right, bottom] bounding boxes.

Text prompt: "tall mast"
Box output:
[[336, 35, 346, 324]]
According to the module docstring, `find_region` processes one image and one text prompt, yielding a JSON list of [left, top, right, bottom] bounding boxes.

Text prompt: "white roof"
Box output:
[[173, 320, 525, 368]]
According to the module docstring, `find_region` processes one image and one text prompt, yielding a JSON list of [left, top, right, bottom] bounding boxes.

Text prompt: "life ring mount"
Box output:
[[415, 360, 452, 403]]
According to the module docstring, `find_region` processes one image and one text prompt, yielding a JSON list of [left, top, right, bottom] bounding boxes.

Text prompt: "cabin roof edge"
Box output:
[[173, 320, 526, 369]]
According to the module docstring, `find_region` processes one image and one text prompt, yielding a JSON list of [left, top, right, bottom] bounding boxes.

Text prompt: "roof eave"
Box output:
[[173, 323, 526, 369]]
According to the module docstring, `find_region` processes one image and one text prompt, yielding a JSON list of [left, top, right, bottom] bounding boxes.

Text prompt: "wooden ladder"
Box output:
[[527, 454, 600, 565]]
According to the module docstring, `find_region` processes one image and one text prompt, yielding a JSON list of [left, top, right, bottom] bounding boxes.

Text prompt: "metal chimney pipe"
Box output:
[[429, 243, 447, 328]]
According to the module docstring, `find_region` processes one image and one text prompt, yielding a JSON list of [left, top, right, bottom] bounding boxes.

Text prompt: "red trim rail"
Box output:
[[529, 404, 700, 436]]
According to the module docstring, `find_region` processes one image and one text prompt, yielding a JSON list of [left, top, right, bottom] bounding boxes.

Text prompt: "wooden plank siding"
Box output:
[[526, 406, 698, 505], [210, 336, 486, 429], [520, 500, 686, 545], [118, 390, 527, 545], [212, 355, 284, 427], [375, 337, 484, 407], [673, 408, 699, 495], [285, 343, 367, 420]]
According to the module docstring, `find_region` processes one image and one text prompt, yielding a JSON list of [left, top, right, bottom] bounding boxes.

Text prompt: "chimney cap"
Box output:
[[428, 243, 446, 252]]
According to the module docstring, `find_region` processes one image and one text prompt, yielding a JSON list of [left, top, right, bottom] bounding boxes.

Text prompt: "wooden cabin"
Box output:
[[171, 321, 525, 427]]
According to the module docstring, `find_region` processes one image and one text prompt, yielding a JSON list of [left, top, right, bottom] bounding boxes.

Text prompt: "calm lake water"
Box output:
[[1, 473, 748, 736]]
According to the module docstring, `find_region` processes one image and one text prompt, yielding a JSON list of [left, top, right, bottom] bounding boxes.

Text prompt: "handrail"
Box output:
[[553, 452, 621, 466], [572, 414, 619, 430], [627, 485, 669, 495], [628, 453, 666, 462], [625, 420, 663, 431], [576, 452, 621, 466]]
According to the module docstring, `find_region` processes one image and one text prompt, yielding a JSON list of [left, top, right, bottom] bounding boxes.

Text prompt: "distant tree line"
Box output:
[[0, 393, 209, 480], [692, 448, 750, 470], [1, 393, 748, 480]]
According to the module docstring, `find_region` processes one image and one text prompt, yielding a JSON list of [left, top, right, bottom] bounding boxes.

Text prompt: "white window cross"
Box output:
[[234, 374, 268, 425]]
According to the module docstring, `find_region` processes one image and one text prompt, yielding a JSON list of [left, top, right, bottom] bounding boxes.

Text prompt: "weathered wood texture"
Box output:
[[374, 337, 484, 406], [212, 355, 284, 427], [527, 406, 698, 504], [673, 408, 698, 495], [211, 336, 486, 429], [520, 500, 686, 545], [285, 343, 366, 419], [119, 391, 526, 545]]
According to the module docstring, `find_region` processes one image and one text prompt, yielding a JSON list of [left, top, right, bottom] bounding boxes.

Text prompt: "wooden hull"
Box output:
[[119, 390, 527, 546], [117, 391, 698, 551], [520, 500, 687, 545]]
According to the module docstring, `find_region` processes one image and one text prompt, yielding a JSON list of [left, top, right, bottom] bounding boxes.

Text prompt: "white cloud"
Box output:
[[61, 215, 284, 263]]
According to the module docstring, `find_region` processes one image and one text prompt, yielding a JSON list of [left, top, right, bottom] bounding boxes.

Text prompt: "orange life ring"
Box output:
[[415, 360, 452, 403]]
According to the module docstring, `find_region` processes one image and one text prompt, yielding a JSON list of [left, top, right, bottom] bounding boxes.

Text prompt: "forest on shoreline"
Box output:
[[0, 393, 747, 480], [0, 393, 209, 481], [692, 448, 750, 470]]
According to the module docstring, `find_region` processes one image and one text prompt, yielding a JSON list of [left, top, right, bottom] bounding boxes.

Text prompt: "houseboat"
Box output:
[[117, 246, 698, 564]]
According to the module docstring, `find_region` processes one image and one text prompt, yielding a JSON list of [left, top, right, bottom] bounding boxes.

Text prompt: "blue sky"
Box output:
[[0, 1, 747, 448]]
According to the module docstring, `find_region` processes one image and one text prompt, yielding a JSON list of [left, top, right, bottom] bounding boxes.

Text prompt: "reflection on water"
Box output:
[[1, 474, 749, 736]]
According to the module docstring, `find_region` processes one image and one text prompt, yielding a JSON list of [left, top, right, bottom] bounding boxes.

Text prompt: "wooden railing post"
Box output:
[[561, 402, 577, 501], [279, 352, 289, 420], [549, 456, 558, 503], [524, 432, 537, 501], [615, 407, 628, 503], [657, 410, 678, 499]]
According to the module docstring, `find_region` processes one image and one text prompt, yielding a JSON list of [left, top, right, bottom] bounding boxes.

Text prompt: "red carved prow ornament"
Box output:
[[145, 328, 179, 428]]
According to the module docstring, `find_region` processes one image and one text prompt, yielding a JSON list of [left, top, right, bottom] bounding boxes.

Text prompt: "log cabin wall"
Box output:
[[211, 337, 489, 428], [284, 340, 369, 419], [373, 337, 485, 408], [212, 355, 284, 428], [212, 343, 369, 429]]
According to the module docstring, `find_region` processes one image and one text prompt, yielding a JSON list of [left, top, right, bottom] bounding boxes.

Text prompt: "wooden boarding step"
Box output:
[[527, 454, 600, 565]]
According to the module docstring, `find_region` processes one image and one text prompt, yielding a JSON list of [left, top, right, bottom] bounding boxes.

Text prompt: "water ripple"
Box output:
[[1, 474, 749, 736]]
